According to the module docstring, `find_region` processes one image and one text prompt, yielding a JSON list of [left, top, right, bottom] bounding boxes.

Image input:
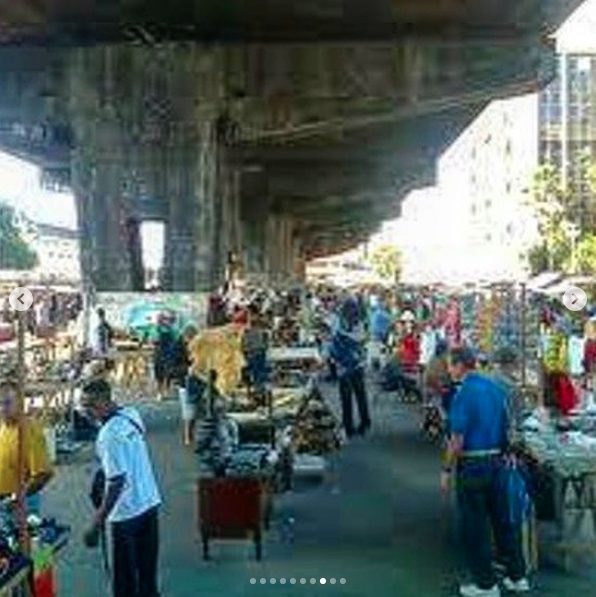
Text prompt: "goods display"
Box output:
[[516, 408, 596, 569], [190, 326, 245, 395], [293, 393, 342, 456], [0, 510, 69, 597]]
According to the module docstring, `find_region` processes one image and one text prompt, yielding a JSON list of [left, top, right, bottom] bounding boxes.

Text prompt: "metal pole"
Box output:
[[561, 53, 569, 190], [520, 283, 527, 390], [15, 306, 31, 555]]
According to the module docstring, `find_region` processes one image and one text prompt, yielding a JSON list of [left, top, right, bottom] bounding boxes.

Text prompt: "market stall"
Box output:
[[516, 409, 596, 570], [0, 310, 70, 597], [190, 310, 341, 560]]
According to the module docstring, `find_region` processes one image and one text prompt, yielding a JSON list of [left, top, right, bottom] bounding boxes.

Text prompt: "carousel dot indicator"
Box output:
[[340, 578, 346, 584], [300, 578, 306, 584], [280, 578, 286, 584], [260, 578, 266, 584], [310, 578, 316, 584], [330, 579, 336, 584], [321, 578, 327, 584], [270, 578, 276, 584], [250, 578, 256, 584], [290, 578, 296, 584]]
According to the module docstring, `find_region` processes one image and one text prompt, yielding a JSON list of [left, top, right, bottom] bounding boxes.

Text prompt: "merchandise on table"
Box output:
[[190, 325, 245, 395], [0, 512, 69, 595], [293, 391, 342, 456]]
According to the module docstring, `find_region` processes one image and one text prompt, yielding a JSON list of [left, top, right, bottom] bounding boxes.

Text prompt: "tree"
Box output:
[[0, 202, 38, 270], [571, 233, 596, 275], [524, 160, 596, 275], [368, 244, 401, 282]]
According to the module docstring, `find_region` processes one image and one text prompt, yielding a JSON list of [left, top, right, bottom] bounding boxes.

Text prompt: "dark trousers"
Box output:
[[338, 368, 371, 435], [457, 459, 525, 589], [111, 507, 160, 597]]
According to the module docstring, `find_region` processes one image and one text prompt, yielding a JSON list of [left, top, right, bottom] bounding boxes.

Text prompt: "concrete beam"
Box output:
[[0, 1, 582, 44]]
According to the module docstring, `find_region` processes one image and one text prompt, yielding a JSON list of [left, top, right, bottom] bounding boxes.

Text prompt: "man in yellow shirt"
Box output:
[[0, 380, 53, 507]]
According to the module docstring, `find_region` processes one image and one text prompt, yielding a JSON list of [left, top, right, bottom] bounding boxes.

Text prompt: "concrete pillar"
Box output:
[[69, 44, 230, 294], [264, 214, 296, 286], [163, 144, 198, 291], [70, 49, 138, 292]]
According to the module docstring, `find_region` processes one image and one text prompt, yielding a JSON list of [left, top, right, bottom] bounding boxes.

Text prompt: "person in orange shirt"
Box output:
[[0, 380, 53, 510]]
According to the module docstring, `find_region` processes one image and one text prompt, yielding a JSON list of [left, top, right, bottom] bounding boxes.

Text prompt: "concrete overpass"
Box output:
[[0, 1, 586, 291]]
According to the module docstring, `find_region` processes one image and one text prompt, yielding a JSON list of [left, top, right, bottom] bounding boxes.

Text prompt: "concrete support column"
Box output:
[[163, 144, 198, 291], [70, 47, 139, 292], [69, 44, 230, 294], [265, 214, 296, 286]]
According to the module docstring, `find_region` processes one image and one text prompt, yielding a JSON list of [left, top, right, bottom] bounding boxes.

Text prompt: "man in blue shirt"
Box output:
[[368, 298, 393, 371], [441, 348, 528, 597], [329, 297, 371, 437]]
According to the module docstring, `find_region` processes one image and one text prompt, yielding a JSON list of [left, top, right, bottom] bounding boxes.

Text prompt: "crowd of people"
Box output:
[[0, 289, 83, 339], [0, 284, 537, 597]]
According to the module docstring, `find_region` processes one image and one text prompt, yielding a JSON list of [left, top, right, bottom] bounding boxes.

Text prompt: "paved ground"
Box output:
[[45, 388, 596, 597]]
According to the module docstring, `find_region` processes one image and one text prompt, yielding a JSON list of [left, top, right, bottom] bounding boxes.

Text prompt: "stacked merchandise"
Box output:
[[524, 294, 543, 382], [492, 287, 522, 355], [0, 510, 69, 594], [196, 411, 277, 480], [190, 325, 246, 395], [0, 533, 29, 591], [476, 293, 494, 354], [459, 293, 479, 350], [292, 388, 342, 456]]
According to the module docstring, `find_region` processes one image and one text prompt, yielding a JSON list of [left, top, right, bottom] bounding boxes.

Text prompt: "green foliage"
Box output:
[[0, 202, 38, 270], [572, 234, 596, 275], [368, 244, 401, 282], [524, 160, 596, 275]]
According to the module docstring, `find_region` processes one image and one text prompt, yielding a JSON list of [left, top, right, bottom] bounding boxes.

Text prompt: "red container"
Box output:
[[34, 567, 55, 597], [197, 477, 264, 560]]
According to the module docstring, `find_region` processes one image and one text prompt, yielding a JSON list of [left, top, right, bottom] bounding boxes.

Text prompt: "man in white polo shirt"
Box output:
[[81, 379, 161, 597]]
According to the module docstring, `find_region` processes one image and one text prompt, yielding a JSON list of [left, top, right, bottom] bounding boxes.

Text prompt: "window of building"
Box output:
[[577, 56, 592, 73]]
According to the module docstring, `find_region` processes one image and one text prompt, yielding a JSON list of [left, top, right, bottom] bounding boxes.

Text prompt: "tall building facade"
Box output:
[[388, 1, 596, 285], [393, 95, 540, 285], [541, 16, 596, 228]]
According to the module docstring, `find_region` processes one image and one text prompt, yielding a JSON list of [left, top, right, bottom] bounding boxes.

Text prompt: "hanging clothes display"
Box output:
[[567, 335, 586, 377]]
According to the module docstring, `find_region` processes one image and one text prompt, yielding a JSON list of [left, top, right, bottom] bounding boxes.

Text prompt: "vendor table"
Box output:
[[268, 347, 322, 364], [196, 477, 268, 560], [519, 432, 596, 569]]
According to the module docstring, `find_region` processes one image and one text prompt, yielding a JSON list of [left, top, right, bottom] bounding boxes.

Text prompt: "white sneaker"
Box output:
[[459, 584, 501, 597], [502, 577, 530, 593]]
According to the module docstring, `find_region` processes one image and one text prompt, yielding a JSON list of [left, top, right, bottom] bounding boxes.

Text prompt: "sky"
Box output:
[[0, 151, 77, 230], [0, 150, 166, 267]]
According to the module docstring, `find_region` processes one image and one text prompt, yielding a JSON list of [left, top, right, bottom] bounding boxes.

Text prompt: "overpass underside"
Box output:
[[0, 1, 585, 291]]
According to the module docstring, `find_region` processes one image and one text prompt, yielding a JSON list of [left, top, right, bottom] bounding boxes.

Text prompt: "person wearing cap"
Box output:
[[441, 348, 528, 597], [81, 379, 161, 597]]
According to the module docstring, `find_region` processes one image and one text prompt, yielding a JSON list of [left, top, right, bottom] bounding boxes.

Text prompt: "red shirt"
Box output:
[[400, 334, 420, 371]]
